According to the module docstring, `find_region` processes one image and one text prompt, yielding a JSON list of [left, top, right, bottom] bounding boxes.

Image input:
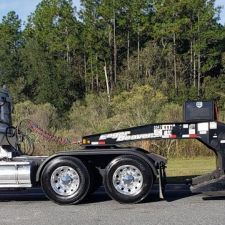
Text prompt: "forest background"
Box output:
[[0, 0, 225, 158]]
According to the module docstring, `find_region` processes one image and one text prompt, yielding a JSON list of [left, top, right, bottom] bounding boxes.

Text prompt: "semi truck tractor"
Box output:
[[0, 86, 224, 205]]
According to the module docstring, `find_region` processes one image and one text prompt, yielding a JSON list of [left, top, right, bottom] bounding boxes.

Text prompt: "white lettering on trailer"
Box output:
[[99, 131, 161, 142], [161, 124, 175, 136], [116, 132, 160, 141], [162, 125, 174, 130], [99, 124, 176, 142], [99, 131, 131, 140], [154, 128, 162, 136]]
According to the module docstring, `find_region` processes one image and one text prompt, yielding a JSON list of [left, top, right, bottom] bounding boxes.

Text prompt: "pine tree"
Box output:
[[22, 0, 84, 112], [0, 11, 22, 87]]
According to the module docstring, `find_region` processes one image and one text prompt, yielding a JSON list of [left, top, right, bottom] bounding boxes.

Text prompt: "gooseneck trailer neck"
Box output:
[[82, 121, 225, 172], [82, 101, 225, 194]]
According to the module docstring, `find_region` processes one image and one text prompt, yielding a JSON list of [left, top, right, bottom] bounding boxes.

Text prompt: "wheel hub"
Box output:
[[50, 166, 80, 196], [123, 174, 134, 185], [112, 165, 143, 196], [61, 174, 73, 185]]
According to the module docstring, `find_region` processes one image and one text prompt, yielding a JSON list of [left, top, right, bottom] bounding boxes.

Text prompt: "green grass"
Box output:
[[166, 157, 216, 177]]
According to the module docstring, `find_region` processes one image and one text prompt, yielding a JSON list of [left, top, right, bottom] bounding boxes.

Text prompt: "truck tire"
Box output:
[[103, 155, 154, 203], [41, 156, 90, 205]]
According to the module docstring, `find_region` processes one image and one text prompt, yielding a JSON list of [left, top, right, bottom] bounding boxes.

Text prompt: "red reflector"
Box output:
[[189, 134, 198, 138], [169, 134, 177, 139], [98, 141, 106, 145]]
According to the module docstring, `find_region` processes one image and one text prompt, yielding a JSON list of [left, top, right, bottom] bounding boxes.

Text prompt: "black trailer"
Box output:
[[0, 87, 225, 205]]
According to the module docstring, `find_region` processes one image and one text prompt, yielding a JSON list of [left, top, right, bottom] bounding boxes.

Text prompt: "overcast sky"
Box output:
[[0, 0, 224, 25]]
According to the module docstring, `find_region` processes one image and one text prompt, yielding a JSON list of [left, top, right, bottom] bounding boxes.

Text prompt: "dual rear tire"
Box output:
[[41, 155, 154, 205], [104, 155, 154, 203]]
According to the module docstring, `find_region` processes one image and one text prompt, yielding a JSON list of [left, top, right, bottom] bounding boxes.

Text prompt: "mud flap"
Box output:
[[158, 162, 167, 199]]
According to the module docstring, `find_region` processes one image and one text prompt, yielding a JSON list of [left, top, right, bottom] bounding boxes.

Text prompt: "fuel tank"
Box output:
[[0, 161, 32, 188]]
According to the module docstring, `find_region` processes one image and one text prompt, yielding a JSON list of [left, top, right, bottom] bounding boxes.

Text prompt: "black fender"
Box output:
[[36, 147, 166, 183]]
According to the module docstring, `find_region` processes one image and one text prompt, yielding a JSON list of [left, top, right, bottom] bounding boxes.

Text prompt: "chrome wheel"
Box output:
[[50, 166, 80, 196], [112, 165, 143, 196]]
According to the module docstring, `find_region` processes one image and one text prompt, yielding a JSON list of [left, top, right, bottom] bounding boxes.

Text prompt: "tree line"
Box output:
[[0, 0, 225, 114]]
